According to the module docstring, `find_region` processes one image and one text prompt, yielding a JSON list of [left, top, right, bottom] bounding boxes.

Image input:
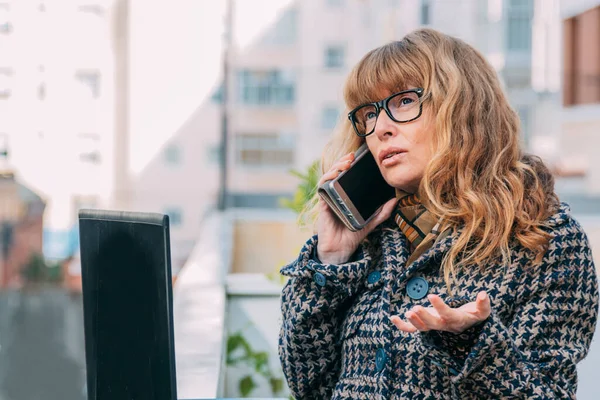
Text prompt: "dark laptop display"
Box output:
[[78, 209, 177, 400]]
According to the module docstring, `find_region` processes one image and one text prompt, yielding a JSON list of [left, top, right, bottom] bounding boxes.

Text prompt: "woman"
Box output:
[[278, 28, 599, 399]]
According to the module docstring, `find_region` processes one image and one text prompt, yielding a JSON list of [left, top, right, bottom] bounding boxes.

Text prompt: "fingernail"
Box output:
[[479, 292, 487, 300]]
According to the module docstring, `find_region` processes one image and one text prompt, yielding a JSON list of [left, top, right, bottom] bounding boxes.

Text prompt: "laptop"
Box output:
[[78, 209, 177, 400]]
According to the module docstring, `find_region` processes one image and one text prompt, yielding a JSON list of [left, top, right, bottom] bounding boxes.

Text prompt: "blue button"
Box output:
[[375, 348, 386, 372], [367, 271, 381, 284], [406, 277, 429, 299], [313, 272, 327, 287], [431, 360, 443, 368], [449, 367, 459, 375]]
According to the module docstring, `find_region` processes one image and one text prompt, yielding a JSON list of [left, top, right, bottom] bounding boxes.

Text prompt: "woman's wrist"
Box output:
[[316, 246, 355, 265]]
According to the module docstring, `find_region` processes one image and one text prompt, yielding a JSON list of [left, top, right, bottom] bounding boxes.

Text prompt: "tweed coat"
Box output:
[[278, 203, 599, 399]]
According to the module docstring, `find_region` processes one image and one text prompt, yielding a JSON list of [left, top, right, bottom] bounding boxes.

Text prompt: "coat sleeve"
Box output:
[[419, 223, 599, 399], [278, 235, 372, 400]]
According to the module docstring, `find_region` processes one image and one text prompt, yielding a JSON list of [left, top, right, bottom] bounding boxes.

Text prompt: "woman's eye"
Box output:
[[365, 111, 377, 120], [399, 97, 414, 106]]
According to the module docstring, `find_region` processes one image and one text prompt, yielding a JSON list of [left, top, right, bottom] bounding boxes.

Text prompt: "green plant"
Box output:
[[267, 160, 321, 287], [279, 160, 320, 217], [226, 329, 285, 397]]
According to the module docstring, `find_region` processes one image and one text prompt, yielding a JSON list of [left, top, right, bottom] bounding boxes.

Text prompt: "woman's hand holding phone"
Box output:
[[316, 152, 398, 265]]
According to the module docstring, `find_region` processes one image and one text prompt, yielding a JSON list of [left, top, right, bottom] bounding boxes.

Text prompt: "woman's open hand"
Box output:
[[390, 292, 491, 334]]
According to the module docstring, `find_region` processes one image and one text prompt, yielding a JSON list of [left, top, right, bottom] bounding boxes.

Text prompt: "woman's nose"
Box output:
[[373, 110, 397, 140]]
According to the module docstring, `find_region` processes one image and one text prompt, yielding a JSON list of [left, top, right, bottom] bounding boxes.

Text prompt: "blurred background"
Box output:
[[0, 0, 599, 399]]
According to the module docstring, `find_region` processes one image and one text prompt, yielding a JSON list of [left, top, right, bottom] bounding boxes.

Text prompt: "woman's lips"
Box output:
[[381, 152, 406, 167]]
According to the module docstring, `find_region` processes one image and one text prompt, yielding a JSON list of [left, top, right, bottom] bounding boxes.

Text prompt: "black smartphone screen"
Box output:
[[337, 150, 396, 221]]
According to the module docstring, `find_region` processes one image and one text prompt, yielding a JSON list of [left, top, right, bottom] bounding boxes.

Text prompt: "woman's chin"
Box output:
[[385, 176, 419, 194]]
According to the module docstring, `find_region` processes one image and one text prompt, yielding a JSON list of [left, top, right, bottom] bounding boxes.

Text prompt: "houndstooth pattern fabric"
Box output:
[[278, 203, 599, 399]]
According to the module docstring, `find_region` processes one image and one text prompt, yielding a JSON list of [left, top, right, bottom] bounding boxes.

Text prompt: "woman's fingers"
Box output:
[[474, 292, 491, 320], [428, 294, 456, 323], [405, 310, 429, 331], [411, 305, 444, 330], [318, 153, 355, 185], [390, 293, 492, 334], [390, 315, 417, 333]]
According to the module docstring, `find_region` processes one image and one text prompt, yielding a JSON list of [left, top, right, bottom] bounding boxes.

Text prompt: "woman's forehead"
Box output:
[[353, 84, 417, 105]]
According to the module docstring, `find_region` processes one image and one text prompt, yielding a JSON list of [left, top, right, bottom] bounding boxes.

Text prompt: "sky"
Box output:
[[129, 0, 295, 176]]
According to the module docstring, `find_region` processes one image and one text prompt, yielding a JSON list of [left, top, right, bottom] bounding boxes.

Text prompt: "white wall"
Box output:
[[225, 277, 288, 399]]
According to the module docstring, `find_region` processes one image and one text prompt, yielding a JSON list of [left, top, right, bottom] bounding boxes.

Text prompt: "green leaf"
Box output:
[[270, 377, 284, 394], [288, 169, 307, 180], [226, 333, 244, 357], [239, 375, 256, 397], [253, 351, 270, 375], [279, 160, 320, 216], [226, 332, 252, 365]]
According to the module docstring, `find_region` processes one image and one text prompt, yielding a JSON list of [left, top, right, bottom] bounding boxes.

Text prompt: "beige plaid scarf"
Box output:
[[394, 190, 448, 266]]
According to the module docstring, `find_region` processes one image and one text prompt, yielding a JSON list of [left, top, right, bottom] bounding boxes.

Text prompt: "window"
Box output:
[[325, 45, 345, 69], [75, 70, 100, 99], [236, 133, 295, 167], [206, 144, 221, 164], [164, 207, 183, 226], [164, 144, 181, 165], [0, 67, 13, 99], [0, 3, 11, 34], [230, 193, 294, 208], [38, 82, 46, 100], [506, 0, 533, 52], [321, 106, 340, 129], [238, 70, 295, 106], [77, 133, 101, 164], [420, 0, 430, 25]]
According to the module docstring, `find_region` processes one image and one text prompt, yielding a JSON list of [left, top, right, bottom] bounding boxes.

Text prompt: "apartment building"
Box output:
[[559, 0, 600, 194], [0, 0, 127, 261]]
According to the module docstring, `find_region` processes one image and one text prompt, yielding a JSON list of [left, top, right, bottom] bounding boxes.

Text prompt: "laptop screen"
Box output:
[[78, 210, 177, 400]]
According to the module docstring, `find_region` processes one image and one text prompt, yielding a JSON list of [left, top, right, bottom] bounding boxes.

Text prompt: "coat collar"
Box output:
[[376, 217, 462, 282], [378, 201, 570, 281]]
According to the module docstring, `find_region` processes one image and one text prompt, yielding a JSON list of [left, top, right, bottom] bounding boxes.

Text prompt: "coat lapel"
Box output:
[[382, 222, 461, 285]]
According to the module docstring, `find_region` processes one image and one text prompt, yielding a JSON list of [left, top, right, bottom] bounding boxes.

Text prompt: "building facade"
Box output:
[[559, 0, 600, 194], [0, 0, 127, 261]]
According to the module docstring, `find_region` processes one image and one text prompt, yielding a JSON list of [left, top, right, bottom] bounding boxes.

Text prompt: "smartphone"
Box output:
[[318, 144, 396, 231]]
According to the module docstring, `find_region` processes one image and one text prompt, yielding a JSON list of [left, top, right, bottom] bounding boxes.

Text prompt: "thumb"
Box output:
[[475, 292, 491, 320], [365, 197, 398, 232]]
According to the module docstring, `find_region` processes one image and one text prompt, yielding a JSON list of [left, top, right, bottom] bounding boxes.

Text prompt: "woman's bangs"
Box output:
[[345, 44, 423, 110]]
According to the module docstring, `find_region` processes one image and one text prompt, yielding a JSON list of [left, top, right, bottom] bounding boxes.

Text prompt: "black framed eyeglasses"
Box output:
[[347, 88, 425, 137]]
